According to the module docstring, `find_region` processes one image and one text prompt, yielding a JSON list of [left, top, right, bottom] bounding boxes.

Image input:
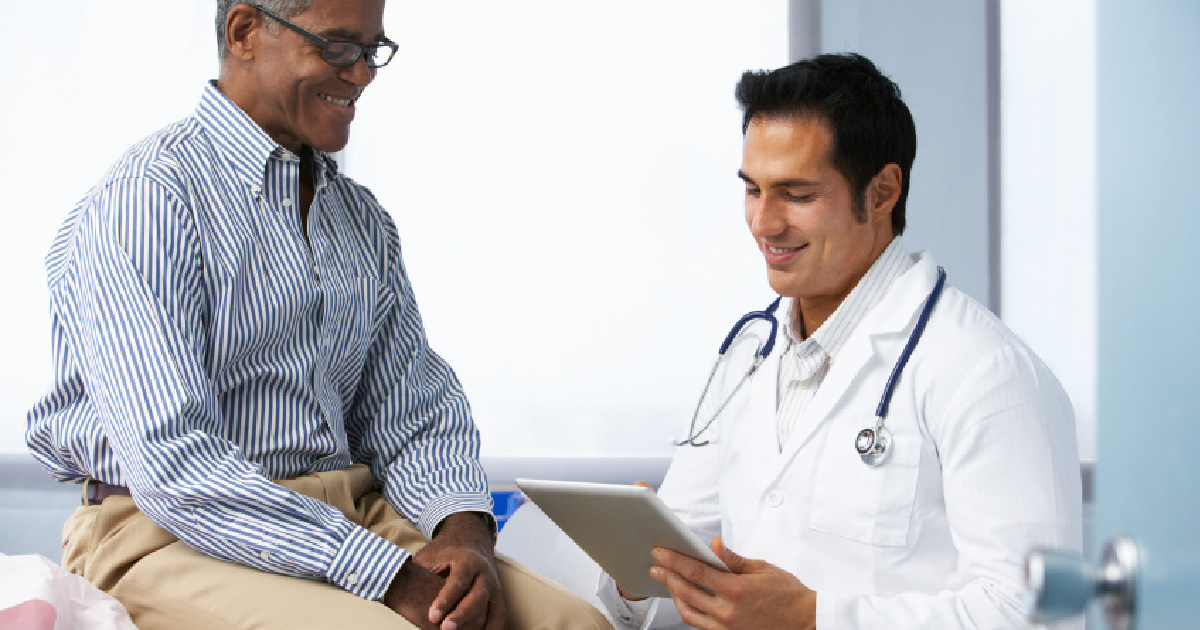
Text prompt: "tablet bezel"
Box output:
[[514, 478, 727, 599]]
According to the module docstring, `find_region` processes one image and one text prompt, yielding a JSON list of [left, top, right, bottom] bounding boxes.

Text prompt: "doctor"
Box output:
[[597, 53, 1083, 629]]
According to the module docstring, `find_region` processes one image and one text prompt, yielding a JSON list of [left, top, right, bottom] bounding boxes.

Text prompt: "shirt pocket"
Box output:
[[807, 434, 923, 547]]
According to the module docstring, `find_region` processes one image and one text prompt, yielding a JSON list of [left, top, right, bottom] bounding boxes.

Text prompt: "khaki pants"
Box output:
[[61, 465, 612, 630]]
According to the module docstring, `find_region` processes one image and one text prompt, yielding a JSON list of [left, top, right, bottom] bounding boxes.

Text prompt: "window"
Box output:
[[0, 1, 787, 456]]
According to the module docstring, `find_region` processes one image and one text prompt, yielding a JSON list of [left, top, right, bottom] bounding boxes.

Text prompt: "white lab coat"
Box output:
[[600, 252, 1084, 629]]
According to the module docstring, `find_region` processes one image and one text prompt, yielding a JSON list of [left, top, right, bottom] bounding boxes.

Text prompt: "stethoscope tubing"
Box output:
[[875, 267, 946, 420], [678, 267, 947, 465]]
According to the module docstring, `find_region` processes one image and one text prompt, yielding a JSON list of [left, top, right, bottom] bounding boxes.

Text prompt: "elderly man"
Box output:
[[598, 53, 1083, 629], [26, 1, 610, 629]]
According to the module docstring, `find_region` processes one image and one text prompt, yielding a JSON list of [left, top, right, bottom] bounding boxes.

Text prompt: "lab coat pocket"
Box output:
[[808, 435, 922, 547]]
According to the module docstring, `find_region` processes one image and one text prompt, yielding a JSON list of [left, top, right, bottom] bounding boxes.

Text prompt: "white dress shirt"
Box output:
[[776, 239, 911, 448]]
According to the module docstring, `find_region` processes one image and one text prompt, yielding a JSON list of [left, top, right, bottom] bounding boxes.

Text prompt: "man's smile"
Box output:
[[318, 93, 355, 107]]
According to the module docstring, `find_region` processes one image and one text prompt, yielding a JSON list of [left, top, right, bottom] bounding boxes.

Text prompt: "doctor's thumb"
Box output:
[[712, 537, 749, 574]]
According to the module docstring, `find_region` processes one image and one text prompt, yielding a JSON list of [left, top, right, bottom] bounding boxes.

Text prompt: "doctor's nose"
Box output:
[[746, 194, 788, 238]]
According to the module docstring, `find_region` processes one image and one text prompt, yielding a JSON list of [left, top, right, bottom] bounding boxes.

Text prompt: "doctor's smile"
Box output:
[[761, 242, 808, 265]]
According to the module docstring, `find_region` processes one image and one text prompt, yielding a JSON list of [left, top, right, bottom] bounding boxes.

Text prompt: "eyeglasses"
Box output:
[[250, 4, 398, 69]]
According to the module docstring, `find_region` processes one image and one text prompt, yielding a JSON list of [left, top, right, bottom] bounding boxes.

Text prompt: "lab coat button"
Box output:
[[766, 491, 784, 508]]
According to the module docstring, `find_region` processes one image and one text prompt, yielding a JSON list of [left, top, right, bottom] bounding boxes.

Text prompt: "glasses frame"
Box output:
[[249, 4, 398, 69]]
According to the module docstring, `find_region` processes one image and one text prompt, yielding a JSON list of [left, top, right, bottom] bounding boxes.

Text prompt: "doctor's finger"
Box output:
[[654, 547, 719, 589], [671, 588, 722, 630], [711, 537, 751, 574], [655, 567, 729, 630]]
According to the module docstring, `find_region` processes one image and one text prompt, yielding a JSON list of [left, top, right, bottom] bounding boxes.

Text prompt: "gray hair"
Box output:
[[216, 0, 315, 61]]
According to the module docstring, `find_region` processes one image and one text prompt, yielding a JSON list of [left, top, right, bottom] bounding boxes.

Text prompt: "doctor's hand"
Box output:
[[397, 511, 506, 630], [650, 536, 817, 630]]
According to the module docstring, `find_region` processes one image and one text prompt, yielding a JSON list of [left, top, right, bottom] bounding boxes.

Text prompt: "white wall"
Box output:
[[0, 1, 217, 453], [816, 0, 995, 311], [999, 0, 1098, 461]]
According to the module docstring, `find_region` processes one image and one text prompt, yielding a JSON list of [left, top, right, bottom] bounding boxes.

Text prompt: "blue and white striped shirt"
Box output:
[[26, 82, 490, 601]]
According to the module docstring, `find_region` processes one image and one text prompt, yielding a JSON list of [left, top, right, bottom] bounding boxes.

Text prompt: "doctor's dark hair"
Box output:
[[735, 53, 917, 235], [216, 0, 315, 61]]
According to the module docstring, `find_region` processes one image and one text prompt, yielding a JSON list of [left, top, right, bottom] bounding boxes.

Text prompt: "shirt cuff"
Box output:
[[417, 491, 495, 541], [595, 571, 678, 629], [328, 525, 409, 600]]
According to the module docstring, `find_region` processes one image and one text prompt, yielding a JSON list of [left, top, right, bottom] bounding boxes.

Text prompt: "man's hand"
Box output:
[[383, 560, 447, 630], [411, 511, 505, 630], [649, 536, 817, 630]]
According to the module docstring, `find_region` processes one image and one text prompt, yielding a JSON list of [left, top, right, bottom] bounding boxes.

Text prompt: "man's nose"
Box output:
[[340, 55, 376, 88]]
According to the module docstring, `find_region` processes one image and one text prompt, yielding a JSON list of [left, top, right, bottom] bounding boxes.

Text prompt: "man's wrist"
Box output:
[[432, 510, 496, 545]]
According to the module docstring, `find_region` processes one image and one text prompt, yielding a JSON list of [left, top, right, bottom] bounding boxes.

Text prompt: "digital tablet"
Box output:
[[514, 478, 727, 598]]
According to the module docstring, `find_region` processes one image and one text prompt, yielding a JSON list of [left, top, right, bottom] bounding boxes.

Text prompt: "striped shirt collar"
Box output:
[[781, 237, 913, 361], [193, 81, 339, 186]]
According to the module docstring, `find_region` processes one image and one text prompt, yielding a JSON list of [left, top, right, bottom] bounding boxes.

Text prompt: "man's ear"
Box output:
[[225, 3, 263, 62], [865, 163, 902, 224]]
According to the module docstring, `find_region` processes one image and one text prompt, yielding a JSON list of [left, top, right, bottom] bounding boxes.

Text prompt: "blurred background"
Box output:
[[0, 1, 1096, 462]]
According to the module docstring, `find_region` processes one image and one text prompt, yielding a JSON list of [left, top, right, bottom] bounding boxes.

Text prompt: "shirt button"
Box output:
[[346, 571, 359, 586], [282, 198, 293, 207], [250, 185, 261, 195], [259, 550, 271, 561], [766, 491, 784, 508], [281, 150, 295, 161]]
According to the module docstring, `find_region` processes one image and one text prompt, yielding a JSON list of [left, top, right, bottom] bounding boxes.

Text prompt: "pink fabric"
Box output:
[[0, 599, 58, 630], [0, 554, 136, 630]]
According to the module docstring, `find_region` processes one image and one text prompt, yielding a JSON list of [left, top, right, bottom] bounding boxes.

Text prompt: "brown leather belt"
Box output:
[[82, 478, 132, 505]]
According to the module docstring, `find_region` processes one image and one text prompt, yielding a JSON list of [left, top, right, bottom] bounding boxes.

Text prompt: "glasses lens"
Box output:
[[322, 42, 361, 67], [366, 43, 397, 68]]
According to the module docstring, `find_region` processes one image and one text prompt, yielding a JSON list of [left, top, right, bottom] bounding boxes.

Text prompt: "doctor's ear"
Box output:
[[864, 164, 902, 225]]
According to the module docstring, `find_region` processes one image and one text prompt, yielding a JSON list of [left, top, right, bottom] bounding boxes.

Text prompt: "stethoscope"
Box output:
[[676, 267, 947, 468]]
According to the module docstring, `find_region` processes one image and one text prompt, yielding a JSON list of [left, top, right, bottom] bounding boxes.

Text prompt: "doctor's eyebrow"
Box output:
[[737, 170, 820, 189]]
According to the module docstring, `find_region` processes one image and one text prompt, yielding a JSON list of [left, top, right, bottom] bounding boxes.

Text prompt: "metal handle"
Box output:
[[1026, 534, 1139, 630]]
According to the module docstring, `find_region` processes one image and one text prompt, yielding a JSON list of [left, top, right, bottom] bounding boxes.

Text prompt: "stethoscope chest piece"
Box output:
[[855, 425, 892, 467]]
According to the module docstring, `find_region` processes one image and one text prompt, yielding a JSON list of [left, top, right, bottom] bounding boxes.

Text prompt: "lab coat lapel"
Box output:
[[748, 339, 784, 449]]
